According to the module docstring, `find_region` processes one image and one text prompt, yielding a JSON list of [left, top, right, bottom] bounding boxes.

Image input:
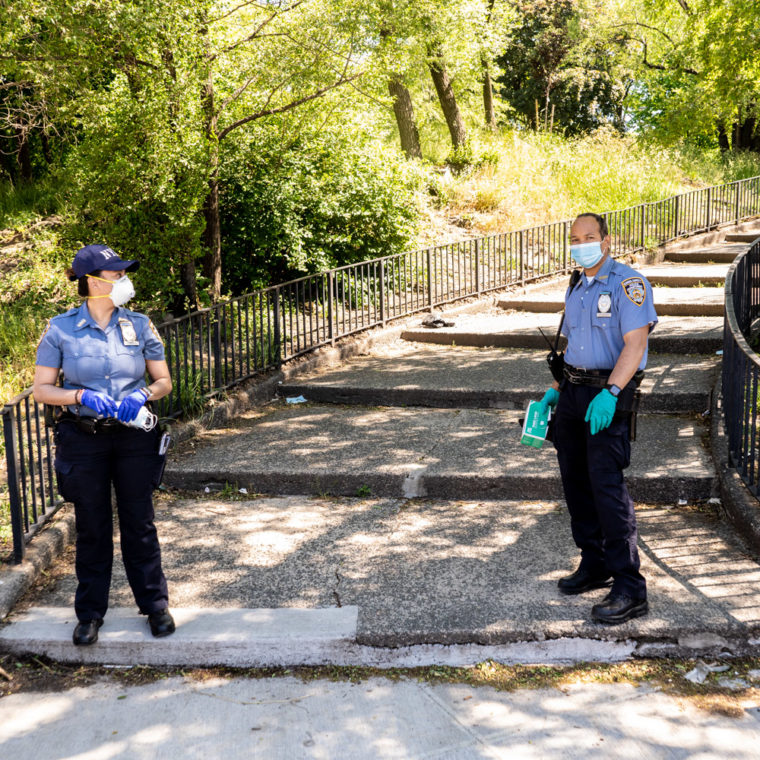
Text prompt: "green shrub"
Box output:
[[218, 129, 422, 294]]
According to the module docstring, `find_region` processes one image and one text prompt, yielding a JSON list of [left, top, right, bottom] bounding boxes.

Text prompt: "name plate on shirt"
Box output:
[[596, 291, 612, 318], [119, 318, 139, 346]]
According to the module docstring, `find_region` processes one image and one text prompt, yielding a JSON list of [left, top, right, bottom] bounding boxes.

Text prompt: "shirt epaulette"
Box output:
[[50, 307, 80, 324]]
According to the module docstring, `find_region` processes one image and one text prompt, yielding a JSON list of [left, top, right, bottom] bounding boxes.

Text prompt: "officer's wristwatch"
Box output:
[[605, 383, 621, 397]]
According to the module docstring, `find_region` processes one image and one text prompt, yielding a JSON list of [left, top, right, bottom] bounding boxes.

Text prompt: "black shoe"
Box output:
[[591, 593, 649, 625], [73, 618, 103, 646], [148, 609, 176, 638], [558, 567, 612, 595]]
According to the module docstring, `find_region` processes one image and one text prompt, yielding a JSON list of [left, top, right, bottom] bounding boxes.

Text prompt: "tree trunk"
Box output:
[[483, 0, 497, 130], [428, 52, 467, 149], [740, 116, 756, 151], [482, 59, 496, 130], [202, 65, 222, 300], [179, 260, 198, 312], [202, 163, 222, 300], [717, 122, 730, 153], [16, 129, 32, 181], [388, 78, 422, 159], [732, 119, 741, 151], [40, 131, 53, 165]]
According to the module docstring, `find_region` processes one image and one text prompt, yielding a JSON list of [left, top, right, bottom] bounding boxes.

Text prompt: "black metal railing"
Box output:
[[3, 175, 760, 562], [722, 235, 760, 494]]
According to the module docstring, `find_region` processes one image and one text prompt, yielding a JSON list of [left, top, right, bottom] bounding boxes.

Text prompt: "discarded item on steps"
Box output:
[[286, 395, 307, 404], [684, 660, 730, 684], [520, 400, 551, 449], [422, 310, 455, 328]]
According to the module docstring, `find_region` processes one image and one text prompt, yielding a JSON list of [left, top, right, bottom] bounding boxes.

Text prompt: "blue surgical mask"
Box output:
[[570, 242, 605, 269]]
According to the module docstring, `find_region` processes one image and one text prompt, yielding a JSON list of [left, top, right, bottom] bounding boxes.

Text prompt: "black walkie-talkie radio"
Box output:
[[539, 268, 581, 383]]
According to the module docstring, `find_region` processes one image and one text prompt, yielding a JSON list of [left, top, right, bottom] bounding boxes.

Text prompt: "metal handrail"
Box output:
[[722, 237, 760, 493], [3, 175, 760, 562]]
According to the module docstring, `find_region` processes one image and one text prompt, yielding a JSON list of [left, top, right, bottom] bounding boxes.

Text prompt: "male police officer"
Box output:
[[539, 213, 657, 624]]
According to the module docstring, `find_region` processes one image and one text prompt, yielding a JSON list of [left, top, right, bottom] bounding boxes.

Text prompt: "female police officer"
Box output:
[[33, 244, 175, 645]]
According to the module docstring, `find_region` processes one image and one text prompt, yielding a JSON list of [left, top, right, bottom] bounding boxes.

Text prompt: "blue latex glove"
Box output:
[[539, 387, 560, 416], [584, 388, 618, 435], [117, 389, 149, 423], [80, 389, 118, 418]]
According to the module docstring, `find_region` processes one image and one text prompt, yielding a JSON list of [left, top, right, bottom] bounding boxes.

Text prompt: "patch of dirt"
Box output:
[[2, 655, 760, 717]]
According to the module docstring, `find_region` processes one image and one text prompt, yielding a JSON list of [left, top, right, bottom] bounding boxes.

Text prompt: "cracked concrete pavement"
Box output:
[[18, 495, 760, 650]]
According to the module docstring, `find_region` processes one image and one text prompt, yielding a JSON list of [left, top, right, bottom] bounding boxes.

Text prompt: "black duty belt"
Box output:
[[58, 411, 125, 434], [563, 364, 645, 389], [563, 364, 611, 387]]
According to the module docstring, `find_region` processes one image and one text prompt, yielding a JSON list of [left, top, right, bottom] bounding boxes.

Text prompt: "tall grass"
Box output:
[[427, 127, 760, 237], [0, 177, 58, 231], [0, 210, 73, 406]]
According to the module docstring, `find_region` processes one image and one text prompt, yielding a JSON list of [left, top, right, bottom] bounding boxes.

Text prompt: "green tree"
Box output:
[[497, 0, 630, 135], [612, 0, 760, 150]]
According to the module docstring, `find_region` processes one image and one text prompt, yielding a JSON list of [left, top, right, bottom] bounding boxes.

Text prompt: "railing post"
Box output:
[[273, 286, 282, 367], [706, 186, 712, 229], [379, 259, 386, 325], [3, 408, 26, 564], [736, 182, 741, 225], [562, 221, 568, 270], [427, 249, 433, 307], [475, 239, 481, 295], [673, 194, 680, 240], [327, 271, 335, 345], [519, 231, 525, 285], [640, 203, 647, 250], [213, 307, 223, 390]]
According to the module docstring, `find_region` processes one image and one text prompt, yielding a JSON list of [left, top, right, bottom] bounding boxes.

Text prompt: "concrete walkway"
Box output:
[[4, 496, 760, 663], [2, 675, 760, 759]]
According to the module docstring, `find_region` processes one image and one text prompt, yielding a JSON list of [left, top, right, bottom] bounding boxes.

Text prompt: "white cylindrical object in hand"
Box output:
[[116, 403, 158, 431]]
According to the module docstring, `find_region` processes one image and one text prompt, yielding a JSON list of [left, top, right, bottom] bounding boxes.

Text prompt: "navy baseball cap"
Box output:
[[69, 244, 139, 280]]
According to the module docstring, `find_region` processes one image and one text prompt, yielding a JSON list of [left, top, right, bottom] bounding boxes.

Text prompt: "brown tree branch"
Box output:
[[674, 0, 692, 15], [216, 71, 361, 140], [212, 0, 306, 60]]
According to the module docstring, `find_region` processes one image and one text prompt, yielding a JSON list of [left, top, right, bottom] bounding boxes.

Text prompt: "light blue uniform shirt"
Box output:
[[562, 255, 658, 371], [36, 302, 165, 416]]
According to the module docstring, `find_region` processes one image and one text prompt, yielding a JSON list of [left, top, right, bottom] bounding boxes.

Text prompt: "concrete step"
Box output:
[[665, 244, 745, 263], [498, 287, 724, 317], [279, 348, 718, 414], [6, 500, 760, 656], [0, 607, 359, 666], [638, 263, 728, 288], [164, 405, 714, 504], [725, 231, 760, 243], [400, 313, 724, 354]]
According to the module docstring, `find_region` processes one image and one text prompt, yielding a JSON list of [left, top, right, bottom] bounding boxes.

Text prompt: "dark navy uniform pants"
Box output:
[[552, 382, 646, 599], [54, 420, 169, 622]]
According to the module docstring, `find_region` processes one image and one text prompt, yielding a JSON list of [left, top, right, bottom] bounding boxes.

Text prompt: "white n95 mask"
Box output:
[[87, 273, 136, 306], [118, 404, 158, 431], [109, 275, 135, 307]]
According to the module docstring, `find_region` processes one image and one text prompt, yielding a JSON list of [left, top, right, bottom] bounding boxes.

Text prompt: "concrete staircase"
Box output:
[[5, 223, 760, 665], [167, 244, 737, 505]]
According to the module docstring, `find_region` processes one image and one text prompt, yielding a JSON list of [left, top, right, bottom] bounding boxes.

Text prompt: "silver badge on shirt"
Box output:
[[597, 292, 612, 318], [118, 318, 139, 346]]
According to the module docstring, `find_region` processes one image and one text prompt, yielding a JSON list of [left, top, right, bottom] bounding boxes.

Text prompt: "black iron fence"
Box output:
[[722, 235, 760, 494], [3, 176, 760, 562]]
